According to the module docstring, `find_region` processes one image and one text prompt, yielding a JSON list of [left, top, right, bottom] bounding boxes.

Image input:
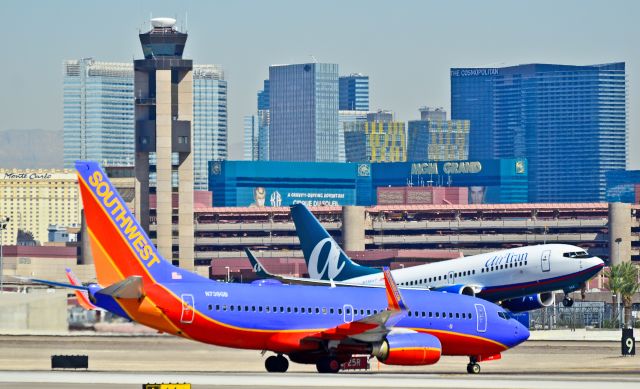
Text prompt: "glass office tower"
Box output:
[[451, 63, 627, 202], [63, 59, 134, 168], [193, 65, 227, 189], [339, 74, 369, 111], [269, 63, 339, 162]]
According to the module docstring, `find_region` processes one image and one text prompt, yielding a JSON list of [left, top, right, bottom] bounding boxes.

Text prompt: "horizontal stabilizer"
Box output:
[[97, 276, 144, 299], [11, 275, 89, 291]]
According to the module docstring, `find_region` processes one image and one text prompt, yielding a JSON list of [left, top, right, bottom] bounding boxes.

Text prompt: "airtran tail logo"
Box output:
[[87, 170, 161, 268], [308, 238, 346, 280]]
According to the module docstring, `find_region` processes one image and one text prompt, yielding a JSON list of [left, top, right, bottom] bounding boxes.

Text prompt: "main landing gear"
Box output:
[[316, 356, 341, 374], [467, 357, 481, 374], [562, 295, 574, 307], [265, 354, 289, 373]]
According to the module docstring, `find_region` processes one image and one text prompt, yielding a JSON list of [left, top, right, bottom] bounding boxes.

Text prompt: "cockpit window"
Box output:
[[562, 251, 591, 259], [498, 311, 509, 320]]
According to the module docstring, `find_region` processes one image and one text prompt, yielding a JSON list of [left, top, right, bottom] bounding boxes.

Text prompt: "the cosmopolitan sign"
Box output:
[[450, 68, 499, 77], [411, 161, 482, 175]]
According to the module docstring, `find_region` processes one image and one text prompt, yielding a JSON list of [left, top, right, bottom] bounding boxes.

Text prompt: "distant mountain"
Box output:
[[0, 129, 64, 169]]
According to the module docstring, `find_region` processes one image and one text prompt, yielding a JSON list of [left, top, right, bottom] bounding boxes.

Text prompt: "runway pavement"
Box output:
[[0, 335, 638, 388]]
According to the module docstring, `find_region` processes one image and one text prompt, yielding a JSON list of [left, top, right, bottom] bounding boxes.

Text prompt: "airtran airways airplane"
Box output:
[[28, 161, 528, 374], [247, 204, 605, 312]]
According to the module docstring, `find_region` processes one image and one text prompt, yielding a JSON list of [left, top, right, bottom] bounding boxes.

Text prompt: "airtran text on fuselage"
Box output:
[[484, 251, 528, 268], [88, 170, 161, 268]]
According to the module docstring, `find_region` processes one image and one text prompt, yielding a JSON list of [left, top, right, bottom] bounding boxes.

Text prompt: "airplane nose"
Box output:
[[591, 256, 605, 269], [512, 320, 530, 346]]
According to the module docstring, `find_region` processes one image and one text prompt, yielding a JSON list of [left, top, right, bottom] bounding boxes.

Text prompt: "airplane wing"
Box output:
[[302, 267, 408, 344]]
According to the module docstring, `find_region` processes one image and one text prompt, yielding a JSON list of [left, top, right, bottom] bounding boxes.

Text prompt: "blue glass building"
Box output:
[[269, 63, 340, 162], [257, 80, 270, 160], [451, 63, 627, 202], [606, 170, 640, 203], [63, 59, 134, 167], [339, 74, 369, 111], [193, 65, 228, 189]]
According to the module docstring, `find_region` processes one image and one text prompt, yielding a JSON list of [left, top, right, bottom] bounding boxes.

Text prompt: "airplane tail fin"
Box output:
[[244, 248, 270, 278], [290, 203, 378, 282], [75, 161, 176, 286]]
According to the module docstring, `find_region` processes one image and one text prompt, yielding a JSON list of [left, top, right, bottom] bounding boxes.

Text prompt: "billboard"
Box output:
[[240, 186, 354, 207]]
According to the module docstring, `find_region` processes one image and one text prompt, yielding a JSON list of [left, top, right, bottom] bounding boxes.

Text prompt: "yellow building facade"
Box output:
[[0, 169, 81, 245]]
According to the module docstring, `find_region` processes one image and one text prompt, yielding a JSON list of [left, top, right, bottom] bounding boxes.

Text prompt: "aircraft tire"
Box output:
[[316, 357, 340, 373], [265, 355, 279, 373], [562, 297, 574, 307], [467, 363, 481, 374], [276, 355, 289, 372]]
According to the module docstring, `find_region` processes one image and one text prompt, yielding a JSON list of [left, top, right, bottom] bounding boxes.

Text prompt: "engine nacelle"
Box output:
[[372, 332, 441, 366], [501, 292, 554, 312], [250, 279, 282, 286], [432, 284, 476, 296]]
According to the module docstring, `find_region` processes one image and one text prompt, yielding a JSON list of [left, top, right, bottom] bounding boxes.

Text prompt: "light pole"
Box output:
[[225, 266, 230, 283], [615, 237, 622, 328], [0, 216, 10, 293]]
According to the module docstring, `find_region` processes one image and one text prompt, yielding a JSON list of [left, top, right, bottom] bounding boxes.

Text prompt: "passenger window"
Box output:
[[481, 268, 485, 273], [473, 270, 475, 275], [294, 307, 298, 313], [339, 308, 343, 315], [308, 307, 312, 314], [244, 306, 249, 311], [462, 313, 466, 319], [280, 307, 284, 313], [456, 313, 460, 318], [258, 306, 262, 312], [330, 308, 334, 314], [468, 313, 472, 319], [408, 311, 412, 317], [215, 304, 220, 311], [230, 306, 234, 311], [422, 311, 426, 317], [435, 312, 440, 318], [360, 309, 365, 316], [265, 306, 270, 313], [346, 308, 351, 314], [251, 306, 255, 311], [429, 312, 433, 318], [287, 307, 291, 313], [366, 309, 371, 315], [223, 305, 227, 311], [301, 307, 306, 313], [449, 312, 453, 318], [208, 304, 212, 311], [438, 276, 442, 281], [525, 261, 528, 265], [322, 308, 327, 314]]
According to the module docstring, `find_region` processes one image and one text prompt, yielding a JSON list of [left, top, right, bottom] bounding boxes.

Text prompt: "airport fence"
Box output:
[[527, 302, 640, 330]]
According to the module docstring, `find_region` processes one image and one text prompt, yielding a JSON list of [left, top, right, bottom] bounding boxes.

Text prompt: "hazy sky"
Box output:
[[2, 0, 638, 168]]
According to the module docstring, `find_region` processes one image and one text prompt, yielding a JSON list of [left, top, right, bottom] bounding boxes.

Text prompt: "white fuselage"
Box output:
[[345, 244, 604, 301]]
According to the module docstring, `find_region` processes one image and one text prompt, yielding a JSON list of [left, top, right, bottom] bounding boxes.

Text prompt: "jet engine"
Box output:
[[432, 284, 476, 296], [372, 332, 441, 366], [501, 292, 554, 312]]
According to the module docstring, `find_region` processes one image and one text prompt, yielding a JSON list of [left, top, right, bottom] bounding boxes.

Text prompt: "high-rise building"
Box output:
[[193, 65, 227, 189], [269, 63, 339, 162], [63, 59, 134, 168], [134, 18, 194, 269], [451, 63, 627, 202], [366, 110, 394, 123], [257, 80, 270, 161], [243, 115, 259, 161], [339, 74, 369, 111], [407, 120, 469, 162], [339, 110, 369, 163], [64, 60, 226, 190], [344, 121, 406, 163], [419, 106, 446, 121]]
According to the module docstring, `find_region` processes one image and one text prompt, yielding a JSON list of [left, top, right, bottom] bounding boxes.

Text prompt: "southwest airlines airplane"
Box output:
[[27, 161, 528, 374], [247, 204, 604, 312]]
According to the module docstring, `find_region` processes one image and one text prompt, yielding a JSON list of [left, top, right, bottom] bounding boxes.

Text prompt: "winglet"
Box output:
[[244, 248, 271, 278], [383, 267, 408, 311], [65, 268, 97, 310]]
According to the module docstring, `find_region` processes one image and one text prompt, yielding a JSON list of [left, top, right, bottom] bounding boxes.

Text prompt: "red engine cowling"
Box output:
[[373, 332, 442, 366]]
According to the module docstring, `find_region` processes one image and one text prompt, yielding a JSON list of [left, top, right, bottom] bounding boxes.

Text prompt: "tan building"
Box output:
[[0, 169, 81, 245]]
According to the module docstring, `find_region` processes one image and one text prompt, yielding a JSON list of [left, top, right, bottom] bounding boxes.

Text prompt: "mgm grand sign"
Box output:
[[410, 161, 482, 176]]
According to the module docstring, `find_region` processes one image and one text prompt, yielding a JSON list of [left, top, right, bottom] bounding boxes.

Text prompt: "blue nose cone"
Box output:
[[512, 319, 530, 346]]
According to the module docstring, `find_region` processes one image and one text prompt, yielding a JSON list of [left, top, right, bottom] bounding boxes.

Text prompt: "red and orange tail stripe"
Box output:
[[65, 268, 96, 310], [383, 267, 407, 311]]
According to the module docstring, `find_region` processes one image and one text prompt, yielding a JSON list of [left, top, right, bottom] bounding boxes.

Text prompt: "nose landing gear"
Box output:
[[467, 357, 481, 374]]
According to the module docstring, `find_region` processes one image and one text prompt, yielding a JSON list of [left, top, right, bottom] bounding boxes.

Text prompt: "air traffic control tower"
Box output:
[[134, 18, 194, 270]]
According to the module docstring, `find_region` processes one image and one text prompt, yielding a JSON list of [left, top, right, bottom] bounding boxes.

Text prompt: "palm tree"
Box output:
[[605, 262, 640, 329]]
